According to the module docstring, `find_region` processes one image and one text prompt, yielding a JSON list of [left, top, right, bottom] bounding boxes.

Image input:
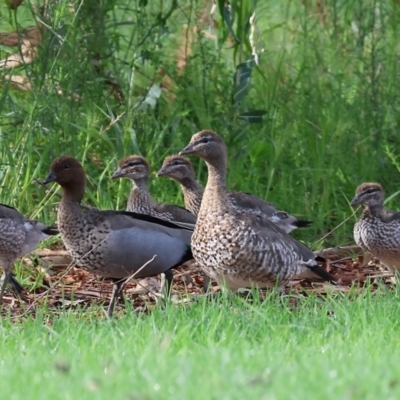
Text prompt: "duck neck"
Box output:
[[180, 178, 204, 216], [129, 178, 153, 210], [366, 204, 383, 217], [59, 185, 85, 220], [180, 176, 203, 192], [201, 157, 228, 210], [132, 178, 149, 194], [61, 184, 85, 205]]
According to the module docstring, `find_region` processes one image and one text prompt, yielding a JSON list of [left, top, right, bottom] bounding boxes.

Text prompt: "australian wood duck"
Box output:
[[157, 155, 312, 233], [351, 182, 400, 273], [44, 156, 194, 316], [0, 204, 58, 304], [178, 130, 336, 292], [111, 155, 196, 224]]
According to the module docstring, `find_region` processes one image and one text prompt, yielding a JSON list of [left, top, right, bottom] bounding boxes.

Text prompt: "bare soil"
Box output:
[[1, 246, 393, 320]]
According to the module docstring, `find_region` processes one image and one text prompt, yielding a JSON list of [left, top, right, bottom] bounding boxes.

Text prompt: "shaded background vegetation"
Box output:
[[1, 0, 400, 248]]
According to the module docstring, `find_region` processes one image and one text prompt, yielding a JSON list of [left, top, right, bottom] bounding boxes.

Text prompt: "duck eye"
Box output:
[[200, 137, 209, 144], [173, 161, 180, 165], [64, 163, 70, 169], [128, 162, 135, 167]]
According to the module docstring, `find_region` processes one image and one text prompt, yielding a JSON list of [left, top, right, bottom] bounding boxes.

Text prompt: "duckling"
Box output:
[[351, 182, 400, 273], [112, 155, 196, 224], [157, 155, 312, 233]]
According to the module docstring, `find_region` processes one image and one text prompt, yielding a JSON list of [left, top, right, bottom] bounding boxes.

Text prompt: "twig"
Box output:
[[316, 245, 362, 258], [368, 273, 394, 278], [34, 249, 70, 257], [15, 238, 107, 318], [136, 0, 178, 48], [99, 112, 125, 135], [33, 178, 61, 199], [312, 207, 360, 247], [33, 178, 95, 210], [120, 255, 157, 291], [18, 263, 75, 318]]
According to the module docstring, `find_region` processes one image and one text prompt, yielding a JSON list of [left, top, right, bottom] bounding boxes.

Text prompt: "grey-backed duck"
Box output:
[[157, 155, 312, 233], [112, 155, 196, 224], [0, 204, 58, 303], [44, 156, 194, 316], [351, 182, 400, 273], [178, 130, 335, 292], [269, 211, 310, 233]]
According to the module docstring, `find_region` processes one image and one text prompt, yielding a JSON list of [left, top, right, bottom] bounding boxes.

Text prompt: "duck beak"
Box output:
[[43, 171, 57, 185], [179, 144, 194, 156], [350, 195, 361, 207], [111, 168, 123, 179], [156, 167, 167, 177]]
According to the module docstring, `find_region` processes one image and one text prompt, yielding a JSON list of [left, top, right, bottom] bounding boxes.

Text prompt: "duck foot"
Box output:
[[9, 272, 24, 296], [0, 271, 24, 305], [157, 270, 174, 307]]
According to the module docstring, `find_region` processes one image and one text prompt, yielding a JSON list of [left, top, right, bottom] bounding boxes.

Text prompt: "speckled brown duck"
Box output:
[[0, 204, 58, 303], [112, 155, 196, 224], [178, 130, 335, 292], [351, 182, 400, 273], [44, 156, 194, 316], [157, 155, 312, 233]]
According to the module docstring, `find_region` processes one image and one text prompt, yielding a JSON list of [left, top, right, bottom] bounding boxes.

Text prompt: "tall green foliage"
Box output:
[[1, 0, 400, 246]]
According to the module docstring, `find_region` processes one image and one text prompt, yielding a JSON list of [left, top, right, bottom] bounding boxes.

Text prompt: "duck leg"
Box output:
[[160, 269, 173, 298], [0, 272, 8, 305], [360, 252, 372, 268], [107, 278, 124, 318], [0, 264, 23, 304]]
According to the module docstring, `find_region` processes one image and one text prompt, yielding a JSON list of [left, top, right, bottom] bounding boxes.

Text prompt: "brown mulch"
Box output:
[[0, 246, 394, 320]]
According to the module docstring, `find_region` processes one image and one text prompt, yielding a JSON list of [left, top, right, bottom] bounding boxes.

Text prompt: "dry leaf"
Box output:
[[127, 277, 161, 294], [1, 242, 396, 320], [0, 26, 42, 69], [1, 74, 32, 91]]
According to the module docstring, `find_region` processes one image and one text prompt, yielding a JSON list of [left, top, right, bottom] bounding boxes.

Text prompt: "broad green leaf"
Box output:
[[233, 65, 252, 104], [223, 6, 241, 44], [238, 110, 267, 123]]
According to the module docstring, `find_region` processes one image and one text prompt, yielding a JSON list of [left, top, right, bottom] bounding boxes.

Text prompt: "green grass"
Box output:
[[2, 1, 400, 398], [1, 288, 400, 399], [2, 0, 400, 246]]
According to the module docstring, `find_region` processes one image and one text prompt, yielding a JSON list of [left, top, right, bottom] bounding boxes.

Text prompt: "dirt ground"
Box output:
[[1, 245, 394, 319]]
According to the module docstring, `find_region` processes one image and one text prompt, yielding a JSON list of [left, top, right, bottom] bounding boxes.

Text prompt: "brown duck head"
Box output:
[[44, 156, 87, 202]]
